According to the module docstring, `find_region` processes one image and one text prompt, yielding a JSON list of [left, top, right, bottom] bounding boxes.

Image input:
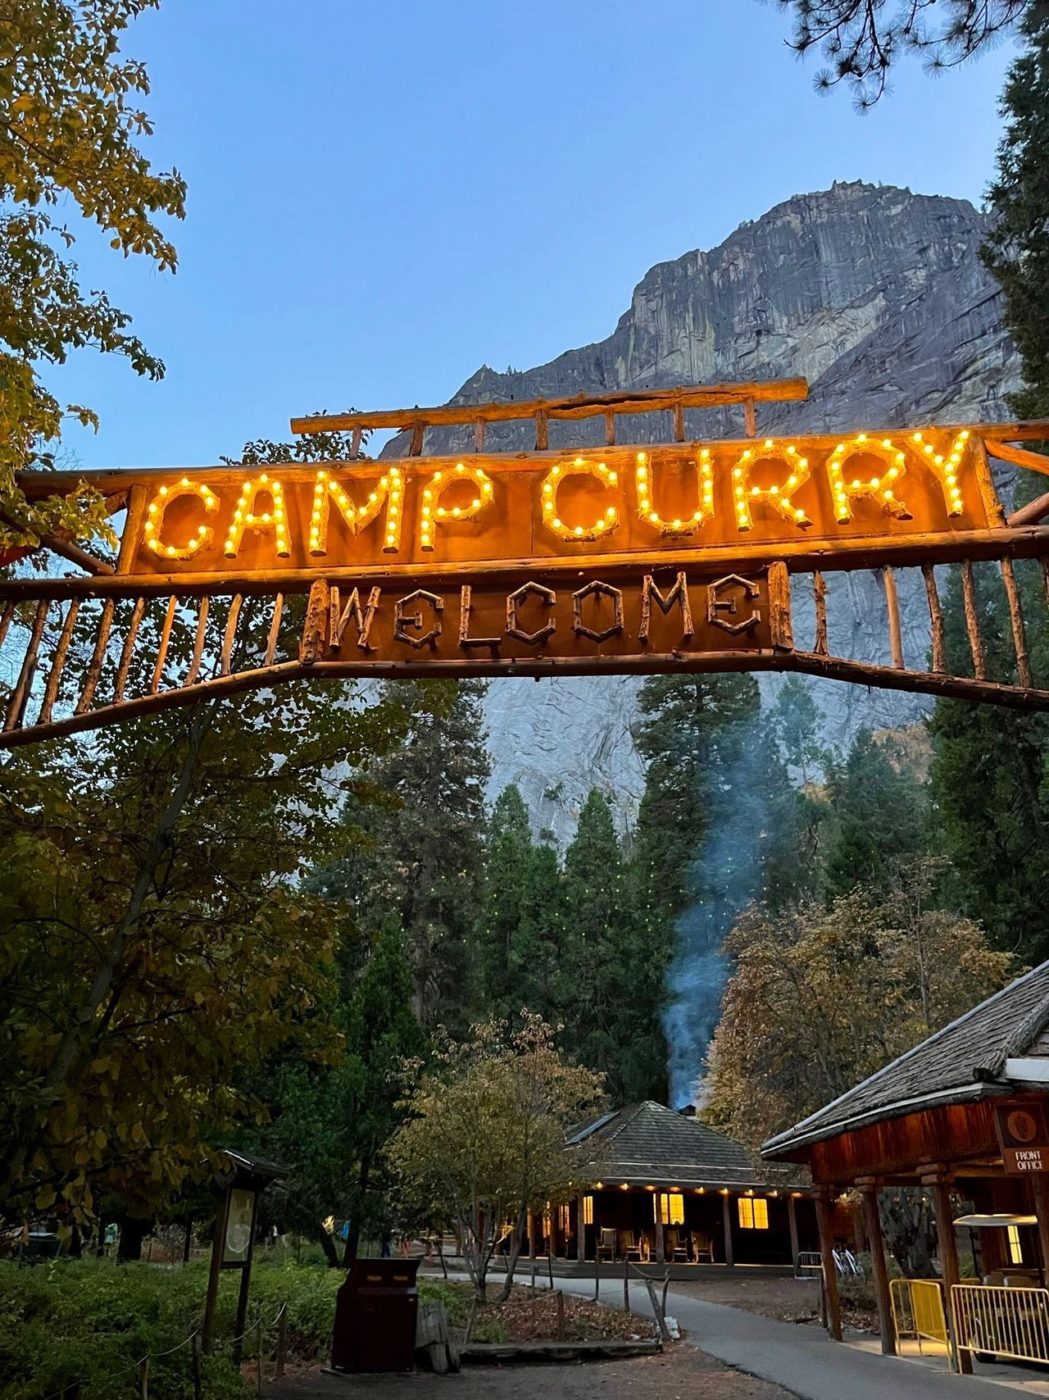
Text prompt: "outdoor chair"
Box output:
[[597, 1227, 617, 1262], [691, 1231, 714, 1264], [619, 1229, 645, 1262], [664, 1228, 690, 1262]]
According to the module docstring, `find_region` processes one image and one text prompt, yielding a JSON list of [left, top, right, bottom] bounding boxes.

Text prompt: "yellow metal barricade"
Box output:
[[951, 1283, 1049, 1365], [890, 1278, 949, 1355]]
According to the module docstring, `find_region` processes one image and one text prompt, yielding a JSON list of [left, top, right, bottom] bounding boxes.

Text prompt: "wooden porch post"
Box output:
[[721, 1192, 735, 1268], [576, 1194, 586, 1263], [927, 1172, 972, 1375], [858, 1180, 896, 1355], [787, 1193, 800, 1269], [654, 1195, 665, 1265], [815, 1186, 843, 1342], [1031, 1174, 1049, 1287]]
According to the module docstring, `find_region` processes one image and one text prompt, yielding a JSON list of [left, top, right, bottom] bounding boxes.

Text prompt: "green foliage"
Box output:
[[317, 679, 491, 1031], [704, 873, 1018, 1152], [0, 1, 185, 549], [929, 563, 1049, 961], [387, 1014, 604, 1300], [255, 918, 427, 1261], [982, 1, 1049, 420], [0, 668, 405, 1222], [476, 786, 563, 1021], [776, 0, 1025, 107], [559, 791, 666, 1101], [0, 1255, 346, 1399], [822, 729, 931, 898]]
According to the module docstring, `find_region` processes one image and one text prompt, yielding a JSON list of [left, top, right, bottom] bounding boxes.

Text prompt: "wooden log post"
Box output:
[[654, 1207, 665, 1265], [787, 1193, 800, 1270], [926, 1172, 972, 1374], [857, 1180, 896, 1355], [815, 1187, 843, 1342], [576, 1194, 586, 1263], [1031, 1174, 1049, 1290], [721, 1192, 735, 1269]]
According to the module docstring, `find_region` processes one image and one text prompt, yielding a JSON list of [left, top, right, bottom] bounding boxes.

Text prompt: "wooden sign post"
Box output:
[[201, 1150, 286, 1356]]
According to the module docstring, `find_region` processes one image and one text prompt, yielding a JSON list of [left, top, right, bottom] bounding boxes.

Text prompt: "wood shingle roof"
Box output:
[[763, 961, 1049, 1161], [571, 1100, 772, 1189]]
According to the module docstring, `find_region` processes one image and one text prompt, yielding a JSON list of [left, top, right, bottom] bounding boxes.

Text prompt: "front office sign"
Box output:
[[995, 1103, 1049, 1174]]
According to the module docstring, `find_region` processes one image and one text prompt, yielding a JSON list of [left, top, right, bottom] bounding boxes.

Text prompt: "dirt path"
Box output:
[[265, 1346, 793, 1398]]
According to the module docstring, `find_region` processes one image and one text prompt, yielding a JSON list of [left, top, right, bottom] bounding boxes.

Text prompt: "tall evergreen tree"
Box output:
[[631, 673, 809, 1107], [476, 785, 565, 1022], [929, 566, 1049, 960], [928, 11, 1049, 961], [259, 918, 426, 1264], [981, 1, 1049, 421], [559, 791, 628, 1084], [317, 680, 491, 1031], [822, 728, 931, 899], [477, 785, 536, 1017]]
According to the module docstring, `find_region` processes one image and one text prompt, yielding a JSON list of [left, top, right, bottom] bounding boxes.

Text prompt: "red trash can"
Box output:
[[330, 1258, 420, 1372]]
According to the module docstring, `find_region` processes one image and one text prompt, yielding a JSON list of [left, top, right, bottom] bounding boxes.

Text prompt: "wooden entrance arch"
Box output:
[[2, 377, 1049, 749]]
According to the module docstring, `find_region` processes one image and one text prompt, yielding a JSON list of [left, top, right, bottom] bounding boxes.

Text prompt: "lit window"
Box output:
[[558, 1204, 570, 1232], [583, 1195, 594, 1225], [654, 1192, 685, 1225], [738, 1197, 769, 1230], [1008, 1225, 1024, 1265]]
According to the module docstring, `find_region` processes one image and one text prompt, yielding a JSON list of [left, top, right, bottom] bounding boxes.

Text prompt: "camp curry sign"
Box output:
[[134, 425, 986, 664], [3, 377, 1049, 747]]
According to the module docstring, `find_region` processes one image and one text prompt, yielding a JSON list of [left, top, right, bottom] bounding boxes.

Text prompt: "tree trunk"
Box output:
[[117, 1216, 152, 1262], [495, 1208, 527, 1302], [343, 1157, 371, 1265], [879, 1187, 937, 1277], [318, 1224, 340, 1267]]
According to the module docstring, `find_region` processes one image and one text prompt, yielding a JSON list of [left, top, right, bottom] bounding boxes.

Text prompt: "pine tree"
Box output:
[[929, 566, 1049, 960], [477, 785, 535, 1017], [317, 680, 491, 1031], [559, 791, 627, 1083], [630, 673, 809, 1107], [926, 7, 1049, 962], [822, 729, 931, 899], [981, 1, 1049, 420]]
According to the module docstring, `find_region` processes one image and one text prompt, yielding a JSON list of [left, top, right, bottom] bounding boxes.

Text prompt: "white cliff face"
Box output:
[[387, 181, 1022, 841]]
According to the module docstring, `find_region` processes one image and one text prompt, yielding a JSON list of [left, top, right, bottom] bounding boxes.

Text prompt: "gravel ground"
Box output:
[[264, 1346, 792, 1399]]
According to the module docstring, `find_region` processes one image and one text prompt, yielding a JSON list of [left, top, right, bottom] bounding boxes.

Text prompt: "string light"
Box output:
[[144, 478, 219, 559], [308, 466, 403, 555], [223, 473, 291, 558], [826, 434, 911, 523], [730, 440, 811, 532], [635, 449, 714, 535], [420, 463, 494, 550], [912, 429, 969, 516], [540, 457, 619, 541]]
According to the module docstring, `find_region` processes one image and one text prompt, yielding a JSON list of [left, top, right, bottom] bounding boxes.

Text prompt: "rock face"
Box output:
[[385, 181, 1020, 841]]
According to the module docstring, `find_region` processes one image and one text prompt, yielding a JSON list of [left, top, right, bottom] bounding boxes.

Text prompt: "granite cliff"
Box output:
[[383, 181, 1021, 841]]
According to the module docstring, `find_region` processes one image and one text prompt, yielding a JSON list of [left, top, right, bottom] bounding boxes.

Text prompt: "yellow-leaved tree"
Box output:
[[0, 0, 185, 553], [387, 1014, 604, 1303]]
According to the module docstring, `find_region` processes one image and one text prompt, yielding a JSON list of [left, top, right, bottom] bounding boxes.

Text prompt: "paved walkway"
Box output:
[[550, 1274, 1040, 1400]]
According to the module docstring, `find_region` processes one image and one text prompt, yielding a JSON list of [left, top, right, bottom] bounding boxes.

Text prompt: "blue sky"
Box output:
[[50, 0, 1018, 469]]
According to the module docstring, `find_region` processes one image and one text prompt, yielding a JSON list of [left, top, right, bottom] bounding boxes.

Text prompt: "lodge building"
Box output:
[[530, 1100, 818, 1267]]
